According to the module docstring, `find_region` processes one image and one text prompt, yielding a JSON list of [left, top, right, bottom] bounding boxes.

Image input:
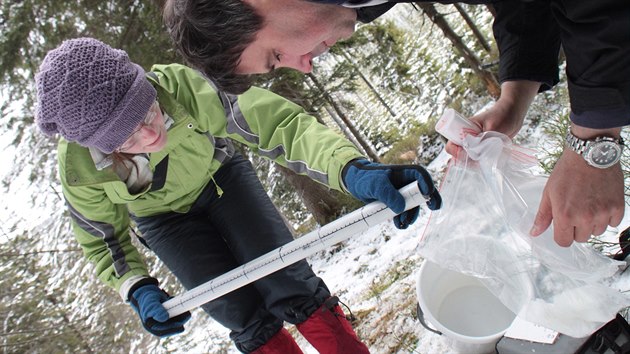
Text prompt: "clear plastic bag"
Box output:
[[419, 110, 629, 338]]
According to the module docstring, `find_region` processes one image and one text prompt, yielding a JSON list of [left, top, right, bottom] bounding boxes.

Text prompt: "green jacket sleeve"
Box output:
[[152, 64, 364, 192], [58, 141, 150, 299]]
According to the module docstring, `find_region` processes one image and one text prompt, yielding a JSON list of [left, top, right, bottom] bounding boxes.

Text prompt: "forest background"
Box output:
[[1, 1, 629, 353]]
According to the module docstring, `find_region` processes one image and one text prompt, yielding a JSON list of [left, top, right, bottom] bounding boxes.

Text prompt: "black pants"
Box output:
[[134, 154, 330, 352]]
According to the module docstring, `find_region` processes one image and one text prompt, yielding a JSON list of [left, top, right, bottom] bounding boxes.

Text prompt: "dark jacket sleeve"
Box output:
[[492, 0, 560, 91], [356, 2, 397, 23], [558, 0, 630, 129], [492, 0, 630, 129]]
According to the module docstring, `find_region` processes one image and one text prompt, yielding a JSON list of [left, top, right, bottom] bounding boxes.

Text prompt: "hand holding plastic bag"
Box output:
[[419, 109, 628, 338]]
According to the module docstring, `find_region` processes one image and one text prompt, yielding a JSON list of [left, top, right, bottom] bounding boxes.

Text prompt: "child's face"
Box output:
[[116, 101, 167, 154]]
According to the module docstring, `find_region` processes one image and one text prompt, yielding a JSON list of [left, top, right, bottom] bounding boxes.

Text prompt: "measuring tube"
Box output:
[[163, 182, 425, 318]]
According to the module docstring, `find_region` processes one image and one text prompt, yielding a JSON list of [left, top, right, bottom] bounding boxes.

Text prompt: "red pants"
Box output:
[[253, 298, 370, 354]]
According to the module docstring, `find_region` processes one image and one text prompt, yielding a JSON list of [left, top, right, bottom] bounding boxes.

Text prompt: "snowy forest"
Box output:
[[1, 1, 629, 353]]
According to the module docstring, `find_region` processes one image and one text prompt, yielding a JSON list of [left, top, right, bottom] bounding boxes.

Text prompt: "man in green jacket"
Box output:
[[35, 38, 440, 353]]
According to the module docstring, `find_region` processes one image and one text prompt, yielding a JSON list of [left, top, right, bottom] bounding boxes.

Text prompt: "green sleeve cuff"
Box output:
[[328, 148, 365, 193]]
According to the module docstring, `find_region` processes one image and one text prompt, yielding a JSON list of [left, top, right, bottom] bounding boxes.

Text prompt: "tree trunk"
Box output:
[[307, 73, 381, 162], [324, 106, 371, 158], [418, 3, 501, 98], [276, 165, 346, 225], [453, 3, 492, 53], [339, 49, 397, 117]]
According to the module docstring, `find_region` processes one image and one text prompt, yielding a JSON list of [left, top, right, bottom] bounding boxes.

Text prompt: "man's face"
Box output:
[[237, 0, 357, 74]]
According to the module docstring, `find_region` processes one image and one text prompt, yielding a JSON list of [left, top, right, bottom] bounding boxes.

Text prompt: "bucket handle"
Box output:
[[416, 303, 442, 336]]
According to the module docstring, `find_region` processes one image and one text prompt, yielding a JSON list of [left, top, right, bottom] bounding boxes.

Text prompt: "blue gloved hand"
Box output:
[[128, 278, 191, 337], [342, 159, 442, 229]]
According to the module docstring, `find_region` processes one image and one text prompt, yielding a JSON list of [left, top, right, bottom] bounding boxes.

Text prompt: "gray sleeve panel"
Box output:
[[222, 91, 259, 145], [286, 158, 329, 186], [214, 137, 235, 163], [66, 200, 131, 277], [258, 145, 329, 186], [203, 133, 235, 165]]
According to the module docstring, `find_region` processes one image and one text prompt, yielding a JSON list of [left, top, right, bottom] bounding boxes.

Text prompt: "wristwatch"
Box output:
[[565, 131, 624, 169]]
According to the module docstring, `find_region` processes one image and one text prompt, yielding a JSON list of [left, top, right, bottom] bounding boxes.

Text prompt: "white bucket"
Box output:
[[416, 261, 516, 354]]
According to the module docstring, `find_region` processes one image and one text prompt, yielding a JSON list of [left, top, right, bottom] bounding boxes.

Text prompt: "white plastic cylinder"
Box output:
[[164, 182, 425, 317]]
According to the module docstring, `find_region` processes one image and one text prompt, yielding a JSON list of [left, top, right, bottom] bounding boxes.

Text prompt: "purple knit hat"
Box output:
[[35, 37, 156, 153]]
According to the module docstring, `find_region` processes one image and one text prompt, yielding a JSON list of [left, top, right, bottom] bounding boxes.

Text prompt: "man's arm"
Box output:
[[469, 80, 540, 138], [444, 80, 539, 155]]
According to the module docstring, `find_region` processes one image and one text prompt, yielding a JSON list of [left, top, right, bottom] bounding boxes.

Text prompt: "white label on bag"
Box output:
[[435, 108, 481, 144]]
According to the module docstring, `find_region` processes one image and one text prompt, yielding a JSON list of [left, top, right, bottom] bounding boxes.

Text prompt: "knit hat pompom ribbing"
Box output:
[[35, 37, 156, 153]]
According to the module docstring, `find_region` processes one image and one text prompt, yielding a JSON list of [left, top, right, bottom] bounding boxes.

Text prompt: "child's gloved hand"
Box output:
[[342, 159, 442, 229], [128, 278, 191, 337]]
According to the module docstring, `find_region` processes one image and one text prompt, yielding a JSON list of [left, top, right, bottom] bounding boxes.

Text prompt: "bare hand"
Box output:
[[444, 81, 539, 155], [530, 148, 625, 247]]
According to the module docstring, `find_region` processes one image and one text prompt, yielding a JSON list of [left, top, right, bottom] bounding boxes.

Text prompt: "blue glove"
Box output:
[[342, 159, 442, 229], [128, 279, 191, 337]]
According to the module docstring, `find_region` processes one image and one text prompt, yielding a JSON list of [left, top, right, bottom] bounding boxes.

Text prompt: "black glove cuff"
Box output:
[[341, 158, 368, 179], [127, 277, 159, 301]]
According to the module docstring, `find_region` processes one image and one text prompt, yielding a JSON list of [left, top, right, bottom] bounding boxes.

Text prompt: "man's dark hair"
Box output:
[[163, 0, 264, 94]]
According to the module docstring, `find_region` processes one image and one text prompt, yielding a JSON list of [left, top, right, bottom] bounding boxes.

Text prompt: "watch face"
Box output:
[[585, 141, 622, 168]]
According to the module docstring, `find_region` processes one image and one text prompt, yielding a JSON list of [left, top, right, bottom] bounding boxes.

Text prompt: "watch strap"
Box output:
[[565, 131, 624, 156], [565, 131, 588, 155]]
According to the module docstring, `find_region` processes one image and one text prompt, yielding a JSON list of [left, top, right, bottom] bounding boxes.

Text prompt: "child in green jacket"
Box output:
[[35, 37, 440, 353]]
